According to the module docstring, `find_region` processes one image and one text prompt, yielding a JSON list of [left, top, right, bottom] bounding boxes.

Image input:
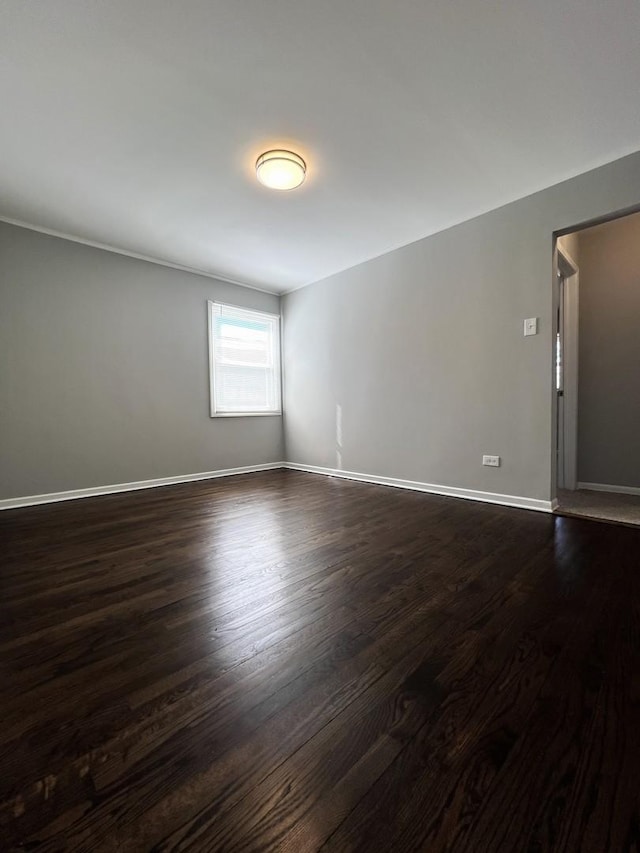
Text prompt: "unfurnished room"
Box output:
[[1, 2, 640, 851]]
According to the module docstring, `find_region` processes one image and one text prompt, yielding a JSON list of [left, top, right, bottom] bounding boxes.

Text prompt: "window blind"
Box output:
[[209, 302, 281, 415]]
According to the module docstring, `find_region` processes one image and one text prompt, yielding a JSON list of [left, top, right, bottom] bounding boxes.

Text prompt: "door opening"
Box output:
[[554, 209, 640, 526]]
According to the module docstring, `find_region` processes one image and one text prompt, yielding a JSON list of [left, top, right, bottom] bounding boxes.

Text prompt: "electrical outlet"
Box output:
[[483, 455, 501, 467], [524, 318, 538, 336]]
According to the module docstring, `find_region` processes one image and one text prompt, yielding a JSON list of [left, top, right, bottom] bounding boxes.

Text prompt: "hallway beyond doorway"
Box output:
[[557, 487, 640, 526]]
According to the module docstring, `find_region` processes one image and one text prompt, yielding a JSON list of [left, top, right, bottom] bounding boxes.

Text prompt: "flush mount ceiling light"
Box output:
[[255, 149, 306, 191]]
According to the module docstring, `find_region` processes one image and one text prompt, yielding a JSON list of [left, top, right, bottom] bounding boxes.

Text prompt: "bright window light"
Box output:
[[208, 302, 282, 417]]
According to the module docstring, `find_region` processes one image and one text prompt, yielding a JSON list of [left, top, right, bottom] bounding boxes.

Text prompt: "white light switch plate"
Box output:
[[524, 318, 538, 336], [483, 455, 501, 467]]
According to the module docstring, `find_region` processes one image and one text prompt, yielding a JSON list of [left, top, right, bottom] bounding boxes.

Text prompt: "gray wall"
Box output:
[[283, 151, 640, 502], [0, 223, 282, 500], [577, 212, 640, 488]]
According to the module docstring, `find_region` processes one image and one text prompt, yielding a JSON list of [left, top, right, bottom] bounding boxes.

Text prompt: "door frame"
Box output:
[[555, 245, 579, 491]]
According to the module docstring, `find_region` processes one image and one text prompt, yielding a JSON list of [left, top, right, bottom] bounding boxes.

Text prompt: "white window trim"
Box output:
[[207, 300, 283, 418]]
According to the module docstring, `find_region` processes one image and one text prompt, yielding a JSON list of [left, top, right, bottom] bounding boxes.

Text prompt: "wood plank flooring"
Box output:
[[1, 469, 639, 852]]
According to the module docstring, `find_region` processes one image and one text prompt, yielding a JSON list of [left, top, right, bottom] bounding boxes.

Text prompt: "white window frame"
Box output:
[[207, 300, 282, 418]]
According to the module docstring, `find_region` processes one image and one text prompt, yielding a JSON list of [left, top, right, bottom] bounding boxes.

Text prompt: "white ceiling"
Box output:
[[1, 1, 639, 293]]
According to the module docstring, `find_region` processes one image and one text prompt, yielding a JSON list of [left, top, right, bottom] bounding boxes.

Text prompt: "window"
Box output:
[[208, 301, 282, 416]]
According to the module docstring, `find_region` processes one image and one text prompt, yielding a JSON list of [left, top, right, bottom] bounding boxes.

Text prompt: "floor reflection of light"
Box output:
[[203, 496, 289, 674], [553, 515, 582, 588]]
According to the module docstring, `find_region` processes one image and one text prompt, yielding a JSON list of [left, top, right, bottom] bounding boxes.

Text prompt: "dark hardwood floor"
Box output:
[[1, 469, 639, 852]]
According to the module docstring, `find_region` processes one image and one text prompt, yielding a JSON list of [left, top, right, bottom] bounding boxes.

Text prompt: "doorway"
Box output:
[[554, 210, 640, 526]]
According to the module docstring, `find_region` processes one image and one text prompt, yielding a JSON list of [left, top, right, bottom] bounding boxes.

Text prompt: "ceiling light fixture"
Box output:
[[256, 149, 306, 191]]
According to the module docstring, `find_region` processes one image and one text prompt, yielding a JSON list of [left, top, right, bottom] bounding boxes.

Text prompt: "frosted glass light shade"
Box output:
[[256, 150, 306, 190]]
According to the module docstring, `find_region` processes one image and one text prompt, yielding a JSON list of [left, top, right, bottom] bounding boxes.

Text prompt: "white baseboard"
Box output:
[[1, 460, 556, 514], [0, 462, 286, 510], [577, 481, 640, 497], [550, 498, 559, 511], [284, 462, 554, 513]]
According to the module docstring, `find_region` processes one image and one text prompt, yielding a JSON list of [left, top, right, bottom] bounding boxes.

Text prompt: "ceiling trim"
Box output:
[[0, 216, 280, 296]]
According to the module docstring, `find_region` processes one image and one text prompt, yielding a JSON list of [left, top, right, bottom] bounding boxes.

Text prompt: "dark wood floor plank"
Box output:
[[1, 471, 639, 852], [380, 531, 615, 852], [450, 525, 640, 853], [316, 537, 592, 850], [24, 587, 450, 851]]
